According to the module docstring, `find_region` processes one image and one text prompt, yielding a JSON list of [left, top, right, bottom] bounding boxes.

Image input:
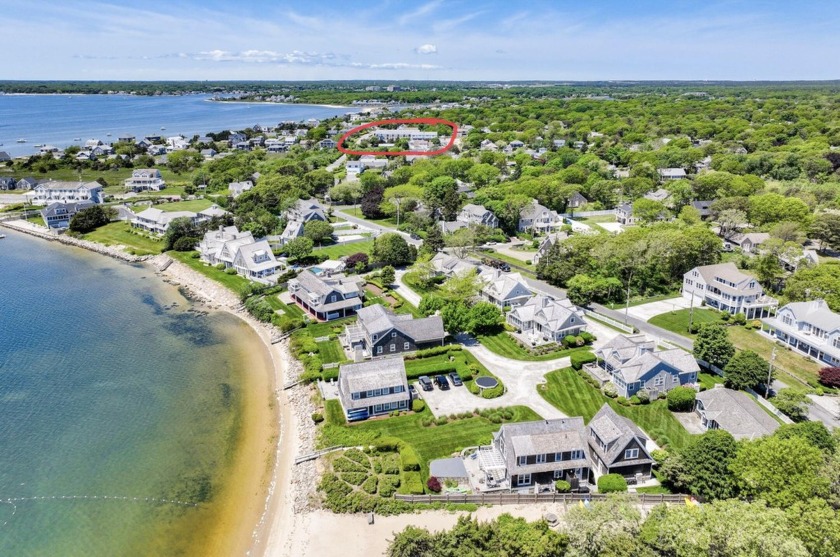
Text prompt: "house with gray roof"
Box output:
[[478, 418, 591, 490], [644, 188, 672, 204], [457, 204, 499, 229], [586, 404, 653, 481], [32, 181, 103, 206], [430, 252, 478, 278], [506, 294, 586, 343], [532, 232, 568, 265], [228, 180, 254, 198], [478, 266, 533, 308], [124, 168, 165, 192], [682, 262, 777, 319], [197, 226, 254, 266], [567, 191, 588, 210], [658, 168, 686, 181], [695, 386, 780, 440], [40, 201, 95, 229], [15, 177, 40, 191], [724, 232, 769, 254], [232, 239, 284, 285], [518, 200, 562, 234], [345, 304, 445, 358], [690, 200, 714, 219], [614, 202, 636, 225], [594, 334, 700, 399], [197, 204, 229, 221], [131, 207, 197, 235], [0, 151, 11, 163], [289, 270, 365, 321], [0, 177, 16, 191], [280, 198, 328, 245], [337, 358, 410, 421], [763, 299, 840, 367]]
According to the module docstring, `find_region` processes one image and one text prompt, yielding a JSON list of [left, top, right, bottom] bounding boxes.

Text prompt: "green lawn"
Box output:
[[82, 221, 164, 256], [167, 250, 252, 295], [270, 295, 304, 319], [314, 240, 374, 259], [333, 206, 400, 229], [476, 330, 592, 362], [26, 214, 47, 227], [322, 405, 542, 476], [539, 368, 692, 450], [317, 339, 347, 364], [647, 308, 723, 337], [155, 198, 215, 212], [698, 372, 725, 390], [306, 317, 355, 338], [575, 214, 616, 225], [604, 293, 682, 310]]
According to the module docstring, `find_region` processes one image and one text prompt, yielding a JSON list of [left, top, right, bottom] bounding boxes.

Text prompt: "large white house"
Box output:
[[131, 208, 197, 235], [763, 299, 840, 367], [32, 181, 103, 206], [373, 127, 437, 141], [478, 267, 533, 308], [232, 240, 284, 284], [506, 295, 587, 343], [124, 169, 166, 192], [337, 358, 410, 421], [289, 270, 365, 321], [682, 262, 778, 319], [518, 201, 562, 234], [198, 226, 255, 266]]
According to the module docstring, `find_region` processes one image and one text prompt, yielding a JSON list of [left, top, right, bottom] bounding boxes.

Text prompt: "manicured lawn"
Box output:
[[322, 405, 542, 476], [333, 206, 400, 229], [271, 295, 305, 319], [156, 198, 215, 212], [317, 339, 347, 364], [576, 214, 616, 225], [83, 221, 164, 256], [698, 372, 725, 390], [314, 240, 374, 259], [604, 292, 681, 310], [539, 368, 692, 450], [167, 250, 252, 295], [647, 308, 723, 337], [306, 317, 355, 338], [26, 214, 47, 227], [477, 330, 593, 362]]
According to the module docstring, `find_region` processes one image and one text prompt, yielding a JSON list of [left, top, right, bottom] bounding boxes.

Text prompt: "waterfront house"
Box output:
[[232, 239, 284, 285], [200, 148, 218, 159], [288, 270, 365, 321], [0, 151, 11, 163], [197, 226, 255, 266], [131, 207, 197, 235], [17, 177, 41, 192], [518, 201, 562, 234], [373, 127, 437, 141], [506, 294, 586, 343], [614, 202, 636, 225], [763, 299, 840, 367], [594, 334, 700, 399], [280, 198, 328, 245], [682, 262, 778, 318], [478, 266, 533, 309], [344, 304, 446, 358], [0, 177, 16, 190], [228, 180, 254, 198], [695, 386, 780, 440], [197, 204, 229, 221], [40, 201, 95, 229], [124, 168, 166, 192], [477, 418, 591, 490], [337, 358, 410, 421], [658, 168, 686, 181], [586, 404, 653, 480], [32, 181, 103, 206], [75, 151, 95, 162]]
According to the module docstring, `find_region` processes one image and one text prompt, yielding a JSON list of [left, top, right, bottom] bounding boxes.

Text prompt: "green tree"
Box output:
[[387, 525, 436, 557], [422, 223, 445, 254], [564, 495, 646, 557], [163, 217, 199, 251], [380, 265, 395, 287], [440, 301, 470, 334], [723, 349, 771, 391], [771, 389, 809, 422], [730, 434, 830, 508], [303, 220, 334, 245], [438, 270, 482, 302], [285, 236, 314, 262], [785, 498, 840, 557], [632, 198, 667, 224], [467, 162, 501, 187], [693, 323, 735, 369], [775, 421, 836, 453], [68, 205, 112, 233], [748, 193, 812, 226], [372, 233, 415, 267], [716, 208, 747, 238], [661, 429, 739, 500], [466, 302, 503, 334], [810, 212, 840, 253], [783, 261, 840, 311]]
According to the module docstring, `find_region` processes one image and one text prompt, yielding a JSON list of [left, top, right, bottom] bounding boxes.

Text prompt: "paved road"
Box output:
[[332, 208, 421, 247], [807, 394, 840, 430], [325, 154, 346, 172], [591, 302, 695, 351], [394, 270, 422, 307]]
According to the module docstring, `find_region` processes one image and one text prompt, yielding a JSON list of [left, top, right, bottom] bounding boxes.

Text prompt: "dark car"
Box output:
[[448, 372, 463, 387], [418, 375, 433, 392], [434, 374, 450, 390]]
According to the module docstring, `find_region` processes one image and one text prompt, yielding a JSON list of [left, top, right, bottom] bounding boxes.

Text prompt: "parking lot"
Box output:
[[416, 375, 516, 417]]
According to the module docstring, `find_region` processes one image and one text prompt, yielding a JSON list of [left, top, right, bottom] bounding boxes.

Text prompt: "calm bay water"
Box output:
[[0, 231, 260, 555], [0, 94, 356, 157]]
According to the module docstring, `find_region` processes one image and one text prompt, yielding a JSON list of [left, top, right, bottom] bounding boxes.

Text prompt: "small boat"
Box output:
[[73, 138, 81, 141], [17, 139, 26, 143], [161, 127, 166, 130], [0, 234, 6, 239], [106, 133, 112, 136]]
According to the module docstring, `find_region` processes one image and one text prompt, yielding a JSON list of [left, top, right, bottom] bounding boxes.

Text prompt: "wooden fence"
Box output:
[[395, 492, 690, 506], [583, 309, 635, 334]]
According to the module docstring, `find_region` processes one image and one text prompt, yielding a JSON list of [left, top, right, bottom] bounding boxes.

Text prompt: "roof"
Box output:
[[696, 387, 780, 440], [508, 294, 584, 334], [199, 204, 229, 218], [596, 334, 698, 383], [338, 358, 408, 410], [35, 181, 101, 191], [519, 200, 555, 220], [429, 458, 469, 479], [644, 188, 671, 202], [292, 269, 364, 300], [658, 168, 686, 178], [479, 267, 532, 302], [235, 240, 281, 272], [40, 201, 95, 218], [357, 304, 445, 343], [689, 262, 764, 295], [430, 252, 478, 276], [498, 418, 590, 475], [726, 232, 770, 247], [690, 200, 714, 216], [773, 299, 840, 333], [587, 404, 652, 467]]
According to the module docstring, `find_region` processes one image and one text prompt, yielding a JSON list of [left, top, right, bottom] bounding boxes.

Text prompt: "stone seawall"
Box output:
[[0, 219, 150, 263]]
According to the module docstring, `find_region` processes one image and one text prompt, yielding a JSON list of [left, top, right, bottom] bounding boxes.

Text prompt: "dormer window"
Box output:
[[625, 448, 639, 459]]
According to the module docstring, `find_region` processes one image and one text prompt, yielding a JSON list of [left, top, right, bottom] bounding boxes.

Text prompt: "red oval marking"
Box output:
[[337, 117, 458, 157]]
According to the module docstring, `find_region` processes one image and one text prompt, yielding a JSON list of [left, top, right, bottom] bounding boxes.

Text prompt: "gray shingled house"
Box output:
[[337, 358, 410, 421], [586, 404, 653, 481], [289, 270, 365, 321], [345, 304, 445, 358], [695, 386, 780, 440]]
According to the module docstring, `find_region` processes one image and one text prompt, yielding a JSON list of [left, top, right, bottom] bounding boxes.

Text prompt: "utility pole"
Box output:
[[687, 287, 696, 334], [765, 346, 777, 399]]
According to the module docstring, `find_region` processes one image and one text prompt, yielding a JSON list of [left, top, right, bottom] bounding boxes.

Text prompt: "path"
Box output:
[[325, 154, 346, 173], [393, 269, 422, 307]]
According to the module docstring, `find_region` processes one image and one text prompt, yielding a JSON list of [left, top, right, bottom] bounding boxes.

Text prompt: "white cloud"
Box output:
[[414, 43, 438, 55], [397, 0, 442, 26], [188, 49, 443, 71]]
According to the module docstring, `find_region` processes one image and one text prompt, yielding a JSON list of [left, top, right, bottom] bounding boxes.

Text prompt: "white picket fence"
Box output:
[[583, 309, 635, 334]]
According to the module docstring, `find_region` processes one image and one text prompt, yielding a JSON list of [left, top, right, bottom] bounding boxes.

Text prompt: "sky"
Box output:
[[3, 0, 839, 81]]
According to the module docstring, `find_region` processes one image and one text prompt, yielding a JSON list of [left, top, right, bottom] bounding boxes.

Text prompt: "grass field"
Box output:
[[82, 221, 164, 255], [167, 250, 252, 295], [539, 368, 692, 450], [314, 240, 374, 259], [322, 405, 542, 476], [647, 308, 723, 337], [155, 198, 215, 212], [476, 330, 592, 362], [317, 339, 347, 364]]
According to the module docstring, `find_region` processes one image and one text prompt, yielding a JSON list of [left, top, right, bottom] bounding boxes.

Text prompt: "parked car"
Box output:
[[418, 376, 433, 391], [434, 374, 450, 390], [448, 372, 463, 387]]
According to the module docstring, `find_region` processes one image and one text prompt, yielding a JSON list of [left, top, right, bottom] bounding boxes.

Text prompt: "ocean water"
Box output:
[[0, 231, 262, 556], [0, 94, 356, 157]]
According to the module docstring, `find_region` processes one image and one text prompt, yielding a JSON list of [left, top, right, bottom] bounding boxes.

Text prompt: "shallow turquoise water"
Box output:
[[0, 231, 250, 555]]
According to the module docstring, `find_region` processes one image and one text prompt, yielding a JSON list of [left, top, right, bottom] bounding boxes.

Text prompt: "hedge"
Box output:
[[411, 399, 426, 412], [597, 474, 628, 493], [404, 345, 461, 360], [570, 351, 597, 370], [361, 476, 378, 494], [401, 471, 425, 495], [667, 386, 697, 412], [400, 444, 421, 472]]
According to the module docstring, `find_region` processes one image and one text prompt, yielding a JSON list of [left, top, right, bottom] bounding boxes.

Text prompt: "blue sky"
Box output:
[[3, 0, 839, 80]]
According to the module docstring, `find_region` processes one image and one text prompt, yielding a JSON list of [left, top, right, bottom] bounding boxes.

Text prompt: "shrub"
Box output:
[[411, 399, 426, 412], [651, 449, 669, 464], [426, 476, 442, 493], [597, 474, 628, 493], [570, 351, 597, 370], [340, 472, 368, 486], [579, 332, 595, 344], [401, 472, 425, 495], [224, 267, 237, 275], [602, 383, 618, 398], [667, 386, 697, 412], [467, 382, 480, 395], [732, 312, 747, 325], [481, 382, 504, 399], [215, 263, 226, 270], [361, 475, 378, 495], [629, 395, 641, 405], [344, 448, 370, 467], [563, 335, 577, 348], [379, 475, 400, 497], [333, 457, 368, 474], [435, 416, 449, 426], [636, 389, 651, 404], [615, 396, 631, 406], [311, 412, 324, 424], [400, 445, 421, 471], [555, 480, 571, 493], [381, 454, 401, 475], [818, 366, 840, 388], [372, 459, 382, 474]]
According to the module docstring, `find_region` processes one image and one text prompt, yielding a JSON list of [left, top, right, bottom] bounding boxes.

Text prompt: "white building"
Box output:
[[32, 181, 103, 206], [373, 127, 437, 141], [506, 295, 587, 343], [763, 299, 840, 367], [124, 169, 166, 192], [682, 262, 778, 319], [518, 201, 562, 234]]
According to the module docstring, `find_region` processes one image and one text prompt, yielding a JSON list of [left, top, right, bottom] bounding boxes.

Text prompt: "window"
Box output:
[[654, 376, 665, 387], [625, 448, 639, 459], [390, 344, 396, 352], [517, 456, 527, 466], [553, 470, 563, 479], [404, 342, 410, 350], [782, 316, 792, 326], [391, 332, 397, 338], [555, 452, 563, 461], [372, 334, 377, 341], [570, 450, 584, 460], [536, 454, 547, 464], [330, 295, 336, 302], [351, 393, 360, 400], [571, 317, 575, 323], [517, 474, 531, 486], [376, 346, 383, 354], [834, 338, 840, 349], [366, 390, 373, 397]]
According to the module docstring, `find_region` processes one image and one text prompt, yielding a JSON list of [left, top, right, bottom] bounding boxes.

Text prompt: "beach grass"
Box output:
[[476, 330, 592, 361], [538, 367, 692, 450], [167, 251, 252, 296], [82, 221, 164, 255]]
